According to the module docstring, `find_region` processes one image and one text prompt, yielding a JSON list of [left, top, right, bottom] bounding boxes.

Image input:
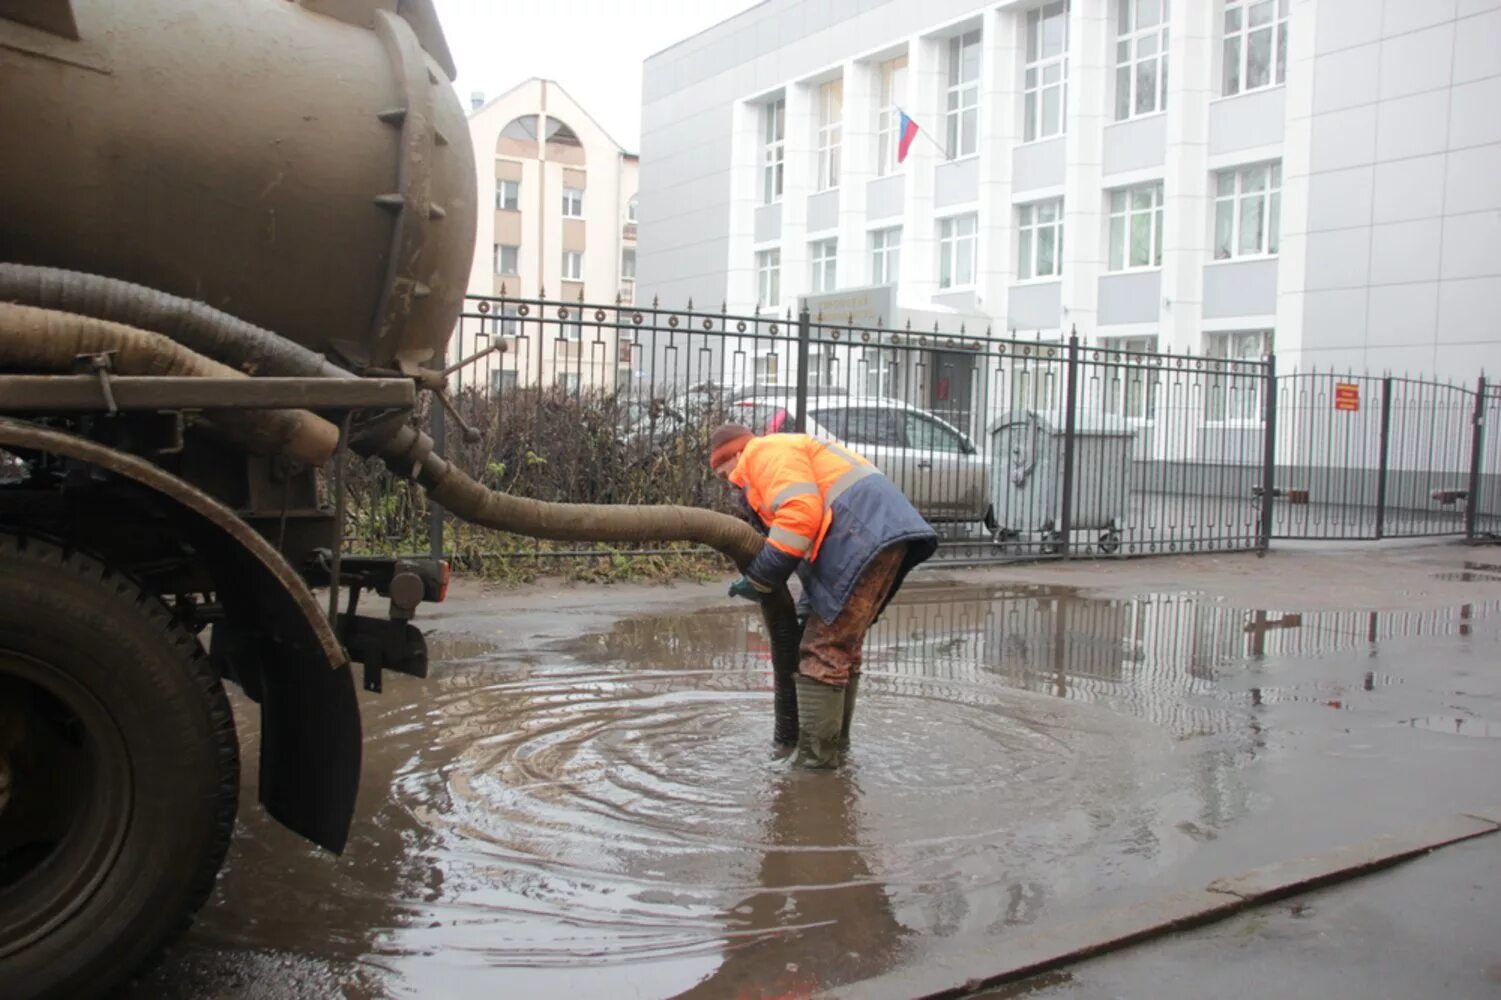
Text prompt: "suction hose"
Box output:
[[0, 264, 351, 381], [0, 264, 802, 743], [379, 421, 804, 745], [0, 302, 338, 466]]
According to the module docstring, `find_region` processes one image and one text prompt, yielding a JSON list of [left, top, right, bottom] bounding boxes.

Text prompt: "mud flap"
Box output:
[[257, 646, 362, 853]]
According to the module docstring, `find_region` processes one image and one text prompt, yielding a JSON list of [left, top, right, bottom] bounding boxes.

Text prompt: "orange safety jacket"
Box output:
[[729, 433, 878, 564], [728, 433, 938, 621]]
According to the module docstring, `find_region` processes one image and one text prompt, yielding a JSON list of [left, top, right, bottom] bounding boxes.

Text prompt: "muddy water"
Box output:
[[131, 583, 1501, 999]]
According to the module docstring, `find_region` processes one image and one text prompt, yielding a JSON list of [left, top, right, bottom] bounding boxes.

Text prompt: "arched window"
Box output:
[[544, 117, 581, 146], [500, 116, 538, 140], [544, 116, 586, 164], [497, 115, 539, 157]]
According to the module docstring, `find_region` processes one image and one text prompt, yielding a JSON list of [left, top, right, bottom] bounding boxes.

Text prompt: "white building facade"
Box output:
[[465, 79, 639, 391], [638, 0, 1501, 381]]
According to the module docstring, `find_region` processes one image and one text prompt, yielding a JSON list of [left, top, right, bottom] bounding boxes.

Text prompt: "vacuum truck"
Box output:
[[0, 4, 799, 996]]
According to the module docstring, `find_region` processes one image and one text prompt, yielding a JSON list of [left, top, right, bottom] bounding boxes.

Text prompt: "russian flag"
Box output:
[[897, 110, 919, 164]]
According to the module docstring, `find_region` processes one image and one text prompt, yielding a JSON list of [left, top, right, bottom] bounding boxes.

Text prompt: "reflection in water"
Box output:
[[1403, 714, 1500, 738], [149, 584, 1501, 998], [364, 653, 1173, 997], [676, 773, 904, 999]]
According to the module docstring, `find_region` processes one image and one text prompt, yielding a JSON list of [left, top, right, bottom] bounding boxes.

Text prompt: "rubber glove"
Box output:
[[728, 575, 772, 602]]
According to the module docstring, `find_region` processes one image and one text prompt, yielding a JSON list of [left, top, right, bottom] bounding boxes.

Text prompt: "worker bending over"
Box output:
[[709, 423, 937, 768]]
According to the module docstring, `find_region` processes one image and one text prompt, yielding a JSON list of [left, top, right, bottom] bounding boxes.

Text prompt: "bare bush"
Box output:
[[343, 387, 739, 580]]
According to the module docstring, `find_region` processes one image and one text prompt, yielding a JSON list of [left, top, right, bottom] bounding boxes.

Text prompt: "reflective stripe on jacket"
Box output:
[[729, 433, 938, 621], [729, 433, 876, 563]]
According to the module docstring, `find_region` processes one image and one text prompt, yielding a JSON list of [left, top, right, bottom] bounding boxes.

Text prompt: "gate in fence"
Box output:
[[347, 293, 1496, 567], [1269, 374, 1485, 541]]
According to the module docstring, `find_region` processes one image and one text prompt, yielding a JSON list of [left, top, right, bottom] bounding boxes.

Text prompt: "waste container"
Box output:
[[987, 409, 1137, 553]]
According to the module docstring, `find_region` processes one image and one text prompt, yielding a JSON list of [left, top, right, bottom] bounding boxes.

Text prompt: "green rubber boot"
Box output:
[[793, 674, 846, 770], [836, 674, 860, 751]]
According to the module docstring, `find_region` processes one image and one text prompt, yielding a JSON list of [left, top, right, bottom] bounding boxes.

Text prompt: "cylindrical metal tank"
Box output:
[[0, 0, 476, 370]]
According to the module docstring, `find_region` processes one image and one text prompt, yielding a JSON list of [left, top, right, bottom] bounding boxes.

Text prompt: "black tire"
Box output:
[[0, 534, 239, 1000], [982, 504, 999, 534]]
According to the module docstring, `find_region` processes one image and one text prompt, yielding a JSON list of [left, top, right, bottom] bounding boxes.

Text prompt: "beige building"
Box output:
[[464, 78, 639, 392]]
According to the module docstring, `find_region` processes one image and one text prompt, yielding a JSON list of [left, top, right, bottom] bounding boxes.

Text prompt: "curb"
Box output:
[[834, 807, 1501, 999]]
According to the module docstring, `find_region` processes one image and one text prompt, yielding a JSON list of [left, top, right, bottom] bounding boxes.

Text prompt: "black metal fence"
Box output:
[[349, 293, 1497, 567]]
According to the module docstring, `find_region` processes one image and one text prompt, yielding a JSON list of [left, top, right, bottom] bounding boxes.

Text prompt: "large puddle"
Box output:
[[136, 583, 1501, 998]]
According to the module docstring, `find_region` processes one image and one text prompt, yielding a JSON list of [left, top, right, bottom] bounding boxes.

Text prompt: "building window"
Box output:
[[806, 351, 839, 391], [946, 30, 981, 160], [494, 243, 519, 276], [1107, 182, 1163, 271], [1223, 0, 1288, 96], [755, 351, 780, 386], [756, 248, 781, 308], [562, 250, 583, 281], [627, 196, 638, 223], [1213, 162, 1281, 260], [557, 372, 580, 392], [562, 187, 584, 218], [1116, 0, 1169, 120], [1099, 335, 1159, 418], [875, 56, 909, 176], [496, 179, 520, 211], [1010, 353, 1063, 411], [856, 348, 894, 397], [810, 238, 838, 293], [1018, 199, 1064, 279], [1024, 2, 1069, 142], [491, 305, 519, 339], [761, 98, 785, 205], [621, 248, 636, 281], [938, 214, 977, 289], [816, 79, 843, 192], [490, 368, 518, 394], [870, 227, 902, 285], [1205, 330, 1272, 421]]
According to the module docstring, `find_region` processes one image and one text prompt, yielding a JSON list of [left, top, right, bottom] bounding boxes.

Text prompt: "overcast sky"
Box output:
[[433, 0, 762, 151]]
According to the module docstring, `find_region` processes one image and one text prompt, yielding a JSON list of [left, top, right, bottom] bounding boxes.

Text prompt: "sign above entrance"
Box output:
[[801, 285, 895, 329]]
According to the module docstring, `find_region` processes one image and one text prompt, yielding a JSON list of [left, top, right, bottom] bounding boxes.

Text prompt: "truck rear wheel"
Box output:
[[0, 534, 239, 1000]]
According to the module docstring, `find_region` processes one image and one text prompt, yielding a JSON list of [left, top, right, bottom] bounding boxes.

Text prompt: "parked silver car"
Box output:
[[726, 392, 992, 525]]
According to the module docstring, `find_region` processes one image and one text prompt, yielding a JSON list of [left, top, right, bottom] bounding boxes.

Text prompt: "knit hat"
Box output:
[[709, 423, 753, 469]]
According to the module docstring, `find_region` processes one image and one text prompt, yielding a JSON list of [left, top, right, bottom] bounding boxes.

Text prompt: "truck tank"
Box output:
[[0, 0, 476, 371]]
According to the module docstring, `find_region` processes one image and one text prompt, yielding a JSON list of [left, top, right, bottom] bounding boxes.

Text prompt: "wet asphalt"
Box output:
[[124, 547, 1501, 998]]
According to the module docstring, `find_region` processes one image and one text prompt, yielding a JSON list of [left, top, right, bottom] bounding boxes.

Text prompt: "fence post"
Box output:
[[1374, 375, 1393, 539], [794, 306, 811, 434], [1258, 352, 1278, 554], [1466, 375, 1487, 541], [1057, 329, 1079, 558], [428, 395, 446, 560]]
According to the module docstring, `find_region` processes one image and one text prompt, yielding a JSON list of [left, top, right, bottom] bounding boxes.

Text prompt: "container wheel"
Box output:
[[982, 505, 999, 534], [1098, 529, 1122, 555], [0, 534, 239, 1000]]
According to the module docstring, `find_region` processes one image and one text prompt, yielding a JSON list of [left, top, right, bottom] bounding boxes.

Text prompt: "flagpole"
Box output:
[[895, 105, 952, 158]]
